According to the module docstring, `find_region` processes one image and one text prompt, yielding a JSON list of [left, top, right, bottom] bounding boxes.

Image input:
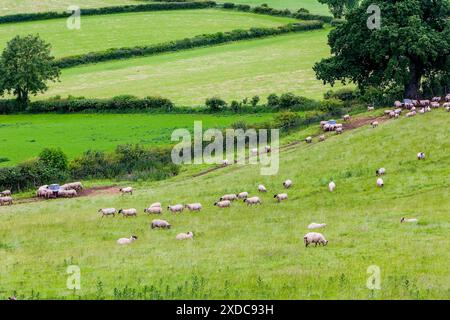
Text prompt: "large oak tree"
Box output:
[[314, 0, 450, 98]]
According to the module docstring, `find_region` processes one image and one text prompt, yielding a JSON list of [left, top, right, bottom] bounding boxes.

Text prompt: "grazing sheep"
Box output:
[[185, 203, 202, 212], [151, 219, 171, 229], [264, 145, 272, 153], [220, 194, 238, 201], [446, 106, 450, 112], [305, 136, 312, 144], [214, 200, 231, 208], [432, 96, 441, 102], [371, 121, 379, 128], [119, 208, 137, 217], [417, 152, 426, 160], [384, 110, 393, 116], [98, 208, 116, 218], [320, 120, 328, 128], [176, 232, 194, 240], [336, 127, 343, 134], [319, 135, 326, 142], [377, 178, 384, 188], [274, 193, 288, 202], [117, 235, 138, 245], [431, 102, 440, 108], [58, 189, 77, 198], [222, 159, 230, 167], [283, 179, 293, 189], [419, 108, 425, 114], [251, 148, 258, 156], [236, 191, 248, 199], [400, 217, 418, 223], [244, 196, 262, 206], [0, 190, 11, 197], [308, 223, 327, 230], [119, 187, 133, 195], [66, 182, 83, 191], [376, 168, 386, 176], [389, 111, 396, 118], [442, 102, 450, 108], [328, 181, 336, 192], [167, 204, 184, 213], [39, 189, 55, 199], [343, 114, 351, 121], [406, 111, 416, 117], [446, 94, 450, 102], [367, 106, 375, 111], [8, 296, 17, 301], [394, 108, 402, 114], [304, 232, 328, 247], [394, 101, 402, 108], [0, 196, 13, 206], [419, 100, 430, 106], [144, 206, 162, 214], [258, 184, 267, 193]]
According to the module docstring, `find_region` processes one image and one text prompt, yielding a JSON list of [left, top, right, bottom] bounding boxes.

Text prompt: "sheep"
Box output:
[[8, 296, 17, 301], [367, 106, 375, 111], [376, 168, 386, 176], [394, 101, 402, 108], [328, 181, 336, 192], [400, 217, 418, 223], [119, 187, 133, 195], [419, 108, 425, 114], [214, 200, 231, 208], [430, 102, 440, 108], [319, 135, 326, 142], [144, 206, 162, 214], [244, 196, 262, 206], [377, 178, 384, 188], [38, 188, 54, 199], [320, 121, 328, 128], [384, 110, 393, 116], [308, 223, 327, 230], [98, 208, 116, 218], [305, 136, 312, 144], [406, 111, 416, 117], [250, 148, 258, 156], [66, 182, 83, 191], [389, 111, 396, 118], [431, 96, 441, 102], [274, 193, 288, 202], [394, 108, 402, 114], [0, 196, 13, 206], [151, 219, 171, 229], [176, 232, 194, 240], [336, 127, 343, 134], [117, 235, 138, 245], [442, 102, 450, 108], [220, 194, 238, 201], [167, 204, 184, 213], [149, 202, 161, 208], [264, 145, 272, 153], [446, 106, 450, 112], [119, 208, 137, 217], [419, 100, 430, 106], [258, 184, 267, 193], [446, 94, 450, 102], [36, 185, 48, 197], [58, 189, 77, 198], [222, 159, 230, 167], [417, 152, 426, 160], [343, 114, 351, 121], [371, 121, 379, 128], [283, 179, 293, 189], [185, 203, 202, 212], [304, 232, 328, 247], [236, 191, 248, 199], [0, 190, 11, 197]]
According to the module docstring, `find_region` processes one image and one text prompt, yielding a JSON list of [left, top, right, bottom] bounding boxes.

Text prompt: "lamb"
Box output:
[[151, 219, 171, 229], [98, 208, 116, 217], [214, 200, 231, 208], [308, 223, 327, 230], [305, 136, 312, 144], [220, 194, 238, 201], [144, 206, 162, 214], [167, 204, 184, 213], [176, 232, 194, 240], [244, 196, 262, 206], [400, 217, 418, 223], [117, 235, 138, 245], [377, 178, 384, 187], [274, 193, 288, 202], [236, 191, 249, 199], [185, 203, 202, 212], [417, 152, 426, 160], [0, 196, 13, 206], [375, 168, 386, 176], [0, 190, 11, 197], [343, 114, 351, 121], [328, 181, 336, 192], [283, 179, 293, 189], [319, 135, 326, 142], [371, 121, 379, 128], [119, 208, 137, 217], [119, 187, 133, 195], [304, 232, 328, 247], [258, 184, 267, 192]]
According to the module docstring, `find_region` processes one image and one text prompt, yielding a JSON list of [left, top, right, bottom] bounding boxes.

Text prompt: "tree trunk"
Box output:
[[404, 62, 423, 99]]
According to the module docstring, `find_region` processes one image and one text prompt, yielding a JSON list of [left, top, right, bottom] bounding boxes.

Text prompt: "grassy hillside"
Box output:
[[0, 9, 297, 58], [224, 0, 330, 15], [0, 111, 448, 299], [42, 30, 338, 105], [0, 113, 272, 166]]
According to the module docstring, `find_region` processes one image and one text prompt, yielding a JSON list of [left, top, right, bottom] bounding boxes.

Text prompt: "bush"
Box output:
[[39, 148, 68, 172], [273, 111, 301, 131], [205, 96, 227, 112], [251, 95, 260, 107], [319, 98, 344, 115], [324, 88, 357, 101]]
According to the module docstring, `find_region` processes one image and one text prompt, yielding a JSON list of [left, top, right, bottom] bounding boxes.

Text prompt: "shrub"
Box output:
[[319, 98, 344, 115], [205, 96, 227, 112], [273, 111, 301, 131], [39, 148, 68, 172], [251, 95, 260, 107]]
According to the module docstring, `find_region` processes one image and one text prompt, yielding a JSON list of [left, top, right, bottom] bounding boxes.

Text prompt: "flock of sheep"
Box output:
[[0, 190, 13, 206], [36, 182, 84, 199]]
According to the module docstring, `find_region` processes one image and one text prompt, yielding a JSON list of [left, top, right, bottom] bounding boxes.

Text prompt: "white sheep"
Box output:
[[283, 179, 292, 189], [431, 96, 441, 102], [144, 206, 162, 214], [343, 114, 351, 121], [258, 184, 267, 192], [367, 106, 375, 111], [151, 219, 171, 229], [308, 223, 327, 230], [237, 191, 248, 199], [176, 232, 194, 240], [417, 152, 426, 160], [400, 217, 418, 223], [244, 196, 262, 206], [251, 148, 258, 156], [119, 187, 133, 195], [98, 208, 116, 217], [119, 208, 137, 217], [446, 106, 450, 112], [304, 232, 328, 247], [58, 189, 77, 198], [264, 145, 272, 153], [394, 101, 402, 108], [220, 194, 238, 201], [377, 178, 384, 187], [66, 182, 83, 191], [443, 102, 450, 108], [305, 136, 312, 144], [0, 190, 11, 197], [185, 203, 202, 211], [406, 111, 416, 117], [117, 235, 138, 245], [274, 193, 288, 202], [0, 196, 13, 206], [167, 204, 184, 213], [319, 135, 326, 142], [371, 121, 379, 128], [430, 102, 440, 108], [222, 159, 230, 167], [336, 127, 343, 134], [376, 168, 386, 176], [328, 181, 336, 192], [214, 200, 231, 208]]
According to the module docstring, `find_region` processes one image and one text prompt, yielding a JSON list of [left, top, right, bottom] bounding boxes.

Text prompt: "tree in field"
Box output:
[[318, 0, 359, 18], [314, 0, 450, 99], [0, 35, 60, 105]]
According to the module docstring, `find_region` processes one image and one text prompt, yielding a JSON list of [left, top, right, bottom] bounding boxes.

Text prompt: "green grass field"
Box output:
[[223, 0, 330, 15], [0, 113, 272, 166], [0, 9, 297, 58], [0, 111, 448, 299], [42, 30, 337, 105]]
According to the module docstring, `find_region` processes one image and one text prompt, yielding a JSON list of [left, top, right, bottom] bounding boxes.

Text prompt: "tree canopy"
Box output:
[[318, 0, 359, 18], [314, 0, 450, 98]]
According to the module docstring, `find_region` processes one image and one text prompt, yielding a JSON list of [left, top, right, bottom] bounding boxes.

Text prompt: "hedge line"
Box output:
[[54, 21, 323, 69], [0, 1, 216, 24]]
